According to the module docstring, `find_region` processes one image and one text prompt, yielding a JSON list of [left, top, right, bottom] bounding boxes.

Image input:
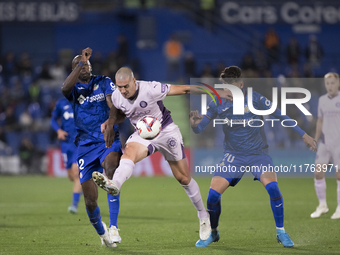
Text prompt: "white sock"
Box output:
[[112, 159, 135, 190], [314, 178, 327, 206], [337, 180, 340, 208], [181, 178, 209, 220]]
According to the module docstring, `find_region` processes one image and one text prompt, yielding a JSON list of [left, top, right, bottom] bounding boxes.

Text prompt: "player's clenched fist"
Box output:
[[81, 47, 92, 62]]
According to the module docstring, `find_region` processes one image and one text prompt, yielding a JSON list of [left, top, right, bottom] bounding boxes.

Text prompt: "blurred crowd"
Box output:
[[0, 28, 332, 172], [164, 30, 329, 150]]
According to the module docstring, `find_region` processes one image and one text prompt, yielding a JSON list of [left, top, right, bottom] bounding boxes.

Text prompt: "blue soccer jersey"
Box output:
[[51, 98, 78, 169], [205, 90, 305, 155], [65, 75, 120, 146], [195, 89, 305, 185], [51, 98, 77, 144]]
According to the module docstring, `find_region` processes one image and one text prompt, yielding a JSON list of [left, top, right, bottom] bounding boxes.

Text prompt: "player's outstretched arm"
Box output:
[[61, 47, 92, 97], [167, 85, 232, 100]]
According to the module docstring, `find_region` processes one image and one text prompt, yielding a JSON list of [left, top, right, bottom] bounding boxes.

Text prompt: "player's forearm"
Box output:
[[107, 106, 118, 127], [271, 109, 305, 137], [315, 118, 323, 142], [50, 116, 60, 132], [192, 115, 211, 134], [61, 64, 82, 97], [168, 85, 223, 96]]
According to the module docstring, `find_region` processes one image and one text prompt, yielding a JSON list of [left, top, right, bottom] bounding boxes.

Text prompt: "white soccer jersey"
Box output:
[[318, 93, 340, 146], [111, 80, 173, 128]]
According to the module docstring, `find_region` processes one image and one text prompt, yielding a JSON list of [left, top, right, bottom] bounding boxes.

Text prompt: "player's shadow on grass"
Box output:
[[114, 215, 166, 221]]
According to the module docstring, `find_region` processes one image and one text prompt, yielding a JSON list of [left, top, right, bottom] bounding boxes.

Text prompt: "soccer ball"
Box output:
[[136, 115, 161, 139]]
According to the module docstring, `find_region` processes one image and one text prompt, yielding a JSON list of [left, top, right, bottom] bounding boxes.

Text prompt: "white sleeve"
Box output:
[[111, 90, 119, 109], [148, 81, 171, 101], [317, 97, 323, 118]]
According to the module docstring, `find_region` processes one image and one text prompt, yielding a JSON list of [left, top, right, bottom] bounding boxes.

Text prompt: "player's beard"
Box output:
[[79, 72, 91, 83]]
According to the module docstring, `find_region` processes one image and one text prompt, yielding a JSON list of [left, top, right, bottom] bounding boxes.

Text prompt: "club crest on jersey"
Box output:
[[244, 105, 250, 113], [94, 84, 99, 90], [167, 137, 178, 148], [140, 101, 147, 108], [336, 102, 340, 108]]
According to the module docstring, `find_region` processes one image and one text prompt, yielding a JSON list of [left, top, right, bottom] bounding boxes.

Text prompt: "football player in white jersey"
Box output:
[[311, 72, 340, 219], [93, 67, 231, 244]]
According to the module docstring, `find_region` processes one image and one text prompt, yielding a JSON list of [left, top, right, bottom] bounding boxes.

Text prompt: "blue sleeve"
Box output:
[[192, 115, 211, 134], [257, 93, 305, 137], [104, 76, 116, 96], [271, 108, 305, 137], [51, 101, 61, 132], [205, 98, 218, 119]]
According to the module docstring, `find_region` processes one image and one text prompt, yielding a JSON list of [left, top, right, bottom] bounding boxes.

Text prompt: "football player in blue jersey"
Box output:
[[51, 98, 82, 214], [62, 47, 125, 247], [190, 66, 317, 248]]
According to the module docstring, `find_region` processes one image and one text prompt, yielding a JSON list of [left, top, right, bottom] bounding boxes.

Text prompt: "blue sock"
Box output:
[[86, 206, 105, 235], [107, 193, 120, 228], [265, 181, 284, 228], [207, 188, 222, 229], [72, 192, 81, 208]]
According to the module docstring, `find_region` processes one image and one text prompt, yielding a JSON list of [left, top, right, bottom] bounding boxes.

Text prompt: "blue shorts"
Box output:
[[214, 151, 274, 187], [61, 142, 77, 170], [77, 140, 122, 183]]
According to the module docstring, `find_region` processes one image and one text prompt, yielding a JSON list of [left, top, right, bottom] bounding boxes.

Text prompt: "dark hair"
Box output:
[[220, 66, 242, 83]]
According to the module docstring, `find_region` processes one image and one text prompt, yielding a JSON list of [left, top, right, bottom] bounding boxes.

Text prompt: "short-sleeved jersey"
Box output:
[[317, 93, 340, 146], [51, 98, 77, 144], [111, 80, 173, 128], [65, 75, 120, 146], [206, 90, 272, 155]]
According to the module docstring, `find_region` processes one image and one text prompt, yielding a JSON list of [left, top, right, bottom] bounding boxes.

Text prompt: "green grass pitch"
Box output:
[[0, 176, 339, 255]]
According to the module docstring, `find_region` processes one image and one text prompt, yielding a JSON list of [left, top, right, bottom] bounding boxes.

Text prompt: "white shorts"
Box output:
[[315, 142, 340, 166], [126, 122, 185, 162]]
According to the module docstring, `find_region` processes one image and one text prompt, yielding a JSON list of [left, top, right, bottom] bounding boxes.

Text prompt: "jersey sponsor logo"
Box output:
[[77, 95, 86, 104], [78, 87, 85, 90], [140, 101, 148, 108], [63, 111, 74, 120], [131, 110, 151, 119], [77, 93, 105, 104], [94, 84, 99, 90], [222, 107, 230, 111], [167, 137, 178, 148], [63, 105, 70, 110]]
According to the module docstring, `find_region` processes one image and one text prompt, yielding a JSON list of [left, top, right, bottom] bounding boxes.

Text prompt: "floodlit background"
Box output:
[[0, 0, 338, 176], [1, 1, 340, 254]]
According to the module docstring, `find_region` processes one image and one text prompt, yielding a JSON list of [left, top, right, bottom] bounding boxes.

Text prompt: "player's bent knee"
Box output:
[[207, 189, 221, 205], [67, 171, 74, 182], [314, 165, 326, 179], [177, 175, 191, 185], [84, 199, 97, 212]]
